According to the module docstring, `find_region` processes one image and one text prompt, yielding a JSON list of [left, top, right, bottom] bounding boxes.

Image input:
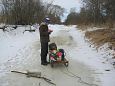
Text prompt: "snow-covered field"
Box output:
[[0, 25, 115, 86]]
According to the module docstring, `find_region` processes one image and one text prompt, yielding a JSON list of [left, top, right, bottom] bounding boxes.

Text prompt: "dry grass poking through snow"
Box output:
[[85, 29, 115, 50], [78, 25, 115, 64]]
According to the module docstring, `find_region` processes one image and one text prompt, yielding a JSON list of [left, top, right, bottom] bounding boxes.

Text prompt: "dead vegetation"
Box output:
[[85, 29, 115, 50]]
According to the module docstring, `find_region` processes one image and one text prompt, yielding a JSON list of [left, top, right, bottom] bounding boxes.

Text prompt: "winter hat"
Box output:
[[43, 17, 50, 24]]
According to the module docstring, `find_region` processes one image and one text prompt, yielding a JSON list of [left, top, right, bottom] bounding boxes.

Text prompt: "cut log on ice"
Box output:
[[10, 25, 18, 30], [23, 29, 35, 33], [0, 26, 7, 31], [12, 25, 17, 29], [0, 26, 17, 32], [11, 70, 56, 85]]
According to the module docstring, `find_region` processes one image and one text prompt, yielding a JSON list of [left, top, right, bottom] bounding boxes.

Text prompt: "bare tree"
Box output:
[[66, 0, 115, 26], [1, 0, 64, 24]]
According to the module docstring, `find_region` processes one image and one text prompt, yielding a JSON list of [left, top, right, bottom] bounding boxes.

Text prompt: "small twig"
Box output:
[[39, 82, 41, 86]]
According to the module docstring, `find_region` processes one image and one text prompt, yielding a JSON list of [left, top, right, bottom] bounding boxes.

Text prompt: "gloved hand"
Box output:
[[48, 29, 53, 34]]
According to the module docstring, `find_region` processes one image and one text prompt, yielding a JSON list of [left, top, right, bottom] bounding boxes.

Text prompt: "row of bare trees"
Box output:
[[0, 0, 65, 25], [65, 0, 115, 27]]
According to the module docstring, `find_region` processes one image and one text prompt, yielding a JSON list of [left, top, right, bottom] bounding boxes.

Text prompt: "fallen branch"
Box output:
[[23, 30, 36, 33], [0, 26, 7, 32], [11, 70, 56, 85]]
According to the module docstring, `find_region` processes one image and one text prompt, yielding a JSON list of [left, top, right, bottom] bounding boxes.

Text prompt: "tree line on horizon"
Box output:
[[65, 0, 115, 27], [0, 0, 65, 25]]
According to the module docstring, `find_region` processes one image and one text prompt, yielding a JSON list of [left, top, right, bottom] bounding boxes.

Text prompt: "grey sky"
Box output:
[[43, 0, 82, 12], [43, 0, 82, 21]]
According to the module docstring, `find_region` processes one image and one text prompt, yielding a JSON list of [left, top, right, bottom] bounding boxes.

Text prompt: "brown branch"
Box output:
[[11, 70, 56, 85]]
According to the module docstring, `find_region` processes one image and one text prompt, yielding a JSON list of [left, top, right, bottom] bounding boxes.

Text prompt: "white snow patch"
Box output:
[[0, 25, 115, 86]]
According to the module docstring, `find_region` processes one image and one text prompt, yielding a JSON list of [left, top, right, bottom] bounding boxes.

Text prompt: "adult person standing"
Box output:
[[39, 17, 53, 65]]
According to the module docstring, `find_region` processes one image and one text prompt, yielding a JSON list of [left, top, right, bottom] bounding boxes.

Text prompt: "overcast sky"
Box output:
[[43, 0, 82, 12], [43, 0, 82, 21]]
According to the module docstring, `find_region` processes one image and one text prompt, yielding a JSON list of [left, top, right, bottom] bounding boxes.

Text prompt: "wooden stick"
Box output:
[[11, 70, 56, 85]]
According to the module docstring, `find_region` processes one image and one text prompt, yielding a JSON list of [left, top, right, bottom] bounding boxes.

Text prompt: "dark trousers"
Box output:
[[41, 42, 48, 63]]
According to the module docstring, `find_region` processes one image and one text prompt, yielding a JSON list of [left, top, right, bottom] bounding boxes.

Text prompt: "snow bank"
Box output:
[[0, 25, 39, 76], [0, 25, 115, 86], [68, 27, 115, 86]]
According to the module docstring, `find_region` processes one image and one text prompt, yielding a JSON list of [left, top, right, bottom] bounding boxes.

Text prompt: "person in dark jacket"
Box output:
[[39, 18, 53, 65]]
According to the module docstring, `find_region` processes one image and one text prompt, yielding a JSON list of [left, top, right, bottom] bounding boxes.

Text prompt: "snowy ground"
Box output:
[[0, 25, 115, 86]]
